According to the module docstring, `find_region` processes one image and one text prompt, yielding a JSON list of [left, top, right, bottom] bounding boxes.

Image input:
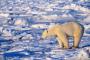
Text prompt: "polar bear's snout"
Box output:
[[42, 30, 48, 39]]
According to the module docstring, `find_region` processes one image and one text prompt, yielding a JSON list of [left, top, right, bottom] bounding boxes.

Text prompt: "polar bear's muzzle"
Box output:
[[41, 35, 47, 39]]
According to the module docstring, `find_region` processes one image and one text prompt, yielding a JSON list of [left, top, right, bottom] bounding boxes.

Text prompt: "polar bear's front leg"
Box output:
[[56, 31, 69, 49], [56, 37, 64, 48]]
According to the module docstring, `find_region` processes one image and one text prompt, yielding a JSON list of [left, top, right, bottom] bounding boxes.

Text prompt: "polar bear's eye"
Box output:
[[47, 31, 48, 33]]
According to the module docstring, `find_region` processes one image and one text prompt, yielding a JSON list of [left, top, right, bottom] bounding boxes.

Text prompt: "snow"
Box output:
[[83, 15, 90, 24], [31, 24, 48, 29], [0, 13, 9, 17], [41, 15, 58, 20], [0, 0, 90, 60], [62, 3, 90, 14]]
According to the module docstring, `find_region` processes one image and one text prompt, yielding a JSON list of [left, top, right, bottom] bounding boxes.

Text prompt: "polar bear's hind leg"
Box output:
[[73, 26, 84, 48]]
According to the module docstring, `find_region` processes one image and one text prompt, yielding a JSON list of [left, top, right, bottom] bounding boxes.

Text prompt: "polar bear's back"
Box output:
[[63, 22, 84, 36], [53, 22, 84, 36]]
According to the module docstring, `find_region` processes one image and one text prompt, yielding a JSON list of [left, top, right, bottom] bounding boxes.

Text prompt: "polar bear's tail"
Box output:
[[77, 22, 85, 37]]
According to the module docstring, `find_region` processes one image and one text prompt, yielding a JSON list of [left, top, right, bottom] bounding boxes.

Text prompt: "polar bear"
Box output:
[[42, 22, 84, 49]]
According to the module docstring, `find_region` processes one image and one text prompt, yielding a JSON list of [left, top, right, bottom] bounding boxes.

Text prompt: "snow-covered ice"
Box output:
[[0, 0, 90, 60]]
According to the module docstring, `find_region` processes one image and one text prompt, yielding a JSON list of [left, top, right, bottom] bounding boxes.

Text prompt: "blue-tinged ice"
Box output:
[[0, 0, 90, 60]]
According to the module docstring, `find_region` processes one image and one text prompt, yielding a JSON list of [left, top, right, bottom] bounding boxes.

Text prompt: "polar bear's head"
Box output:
[[42, 28, 55, 39], [42, 30, 48, 39]]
